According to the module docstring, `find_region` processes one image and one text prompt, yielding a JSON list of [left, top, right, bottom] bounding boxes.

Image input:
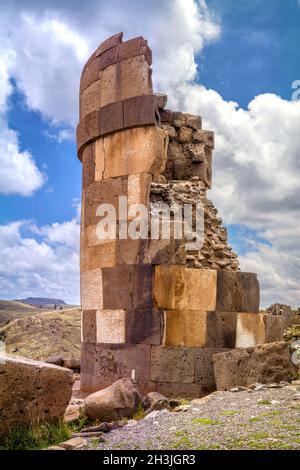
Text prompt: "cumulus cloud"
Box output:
[[0, 217, 80, 304]]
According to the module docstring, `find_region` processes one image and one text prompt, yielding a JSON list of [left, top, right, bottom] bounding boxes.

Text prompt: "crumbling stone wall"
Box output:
[[77, 33, 283, 398]]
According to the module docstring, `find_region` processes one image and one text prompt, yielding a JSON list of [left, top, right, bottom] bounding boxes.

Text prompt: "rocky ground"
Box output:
[[83, 384, 300, 450]]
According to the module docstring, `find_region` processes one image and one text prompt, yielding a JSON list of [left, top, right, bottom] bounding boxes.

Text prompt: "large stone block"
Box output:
[[77, 110, 100, 159], [123, 95, 157, 128], [95, 126, 167, 180], [81, 268, 103, 310], [100, 64, 118, 107], [235, 313, 265, 348], [84, 176, 128, 208], [80, 79, 101, 119], [82, 142, 95, 189], [98, 45, 119, 71], [81, 342, 151, 392], [80, 55, 102, 92], [213, 342, 298, 391], [216, 271, 260, 313], [0, 356, 73, 438], [99, 101, 124, 136], [95, 308, 164, 345], [164, 310, 237, 348], [119, 55, 152, 101], [153, 266, 217, 311], [194, 347, 229, 393], [119, 36, 152, 64], [95, 32, 123, 57], [81, 242, 116, 270], [150, 346, 194, 383], [263, 314, 284, 343], [102, 264, 152, 309]]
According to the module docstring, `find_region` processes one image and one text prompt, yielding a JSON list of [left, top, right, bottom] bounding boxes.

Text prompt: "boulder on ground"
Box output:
[[84, 378, 141, 422], [213, 341, 298, 391], [45, 354, 64, 366], [63, 358, 80, 371], [0, 355, 74, 438], [142, 391, 169, 411]]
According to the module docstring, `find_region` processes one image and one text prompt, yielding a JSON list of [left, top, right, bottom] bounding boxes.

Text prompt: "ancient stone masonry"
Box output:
[[77, 33, 284, 398]]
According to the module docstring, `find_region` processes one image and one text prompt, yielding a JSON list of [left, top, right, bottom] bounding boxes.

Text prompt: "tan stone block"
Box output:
[[80, 268, 103, 310], [95, 126, 167, 180], [100, 64, 118, 107], [81, 242, 116, 271], [80, 79, 101, 120], [164, 310, 237, 348], [82, 310, 97, 343], [153, 266, 217, 311], [164, 310, 207, 347], [235, 313, 265, 348], [150, 346, 194, 383], [119, 56, 152, 101], [96, 309, 126, 344], [127, 173, 151, 209]]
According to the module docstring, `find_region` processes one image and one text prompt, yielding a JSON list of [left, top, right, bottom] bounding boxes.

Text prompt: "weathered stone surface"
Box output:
[[123, 95, 157, 128], [164, 310, 237, 348], [150, 346, 194, 383], [95, 32, 123, 57], [213, 342, 298, 391], [77, 110, 100, 159], [120, 55, 152, 101], [0, 356, 73, 438], [96, 309, 127, 343], [100, 64, 118, 107], [263, 314, 284, 343], [82, 142, 95, 189], [81, 343, 151, 392], [81, 268, 103, 310], [154, 93, 167, 110], [194, 347, 229, 393], [98, 45, 119, 71], [102, 264, 152, 309], [81, 310, 97, 343], [95, 126, 167, 180], [80, 79, 101, 119], [216, 271, 260, 313], [153, 265, 217, 311], [235, 313, 265, 347], [193, 130, 214, 148], [142, 391, 168, 410], [119, 36, 152, 64], [60, 437, 87, 450], [85, 378, 141, 422], [99, 101, 124, 136]]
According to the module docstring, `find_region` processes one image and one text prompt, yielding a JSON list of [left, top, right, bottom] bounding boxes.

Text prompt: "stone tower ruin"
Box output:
[[76, 33, 273, 398]]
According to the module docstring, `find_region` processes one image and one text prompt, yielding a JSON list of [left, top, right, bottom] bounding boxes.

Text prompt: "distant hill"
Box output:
[[15, 297, 67, 309]]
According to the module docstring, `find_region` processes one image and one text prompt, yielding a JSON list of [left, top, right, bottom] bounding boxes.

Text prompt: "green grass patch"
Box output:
[[192, 418, 222, 426], [0, 421, 71, 450], [132, 402, 146, 420], [258, 399, 272, 405], [220, 410, 238, 416]]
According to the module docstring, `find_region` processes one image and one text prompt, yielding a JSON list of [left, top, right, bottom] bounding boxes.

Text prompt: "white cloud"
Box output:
[[0, 217, 80, 304], [0, 47, 45, 196]]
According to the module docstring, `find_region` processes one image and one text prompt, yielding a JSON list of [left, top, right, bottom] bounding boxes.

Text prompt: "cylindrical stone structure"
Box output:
[[77, 33, 265, 398]]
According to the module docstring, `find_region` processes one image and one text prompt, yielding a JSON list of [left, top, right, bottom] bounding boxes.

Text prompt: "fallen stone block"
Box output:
[[84, 378, 141, 422], [213, 341, 298, 391], [0, 355, 73, 438]]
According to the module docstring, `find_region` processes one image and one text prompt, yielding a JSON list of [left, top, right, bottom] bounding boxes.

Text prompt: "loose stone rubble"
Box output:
[[77, 33, 289, 399]]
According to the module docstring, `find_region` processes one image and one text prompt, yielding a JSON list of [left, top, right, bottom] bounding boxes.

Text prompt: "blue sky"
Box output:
[[0, 0, 299, 305]]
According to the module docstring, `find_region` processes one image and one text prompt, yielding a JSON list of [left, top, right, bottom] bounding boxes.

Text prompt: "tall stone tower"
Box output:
[[77, 33, 265, 398]]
